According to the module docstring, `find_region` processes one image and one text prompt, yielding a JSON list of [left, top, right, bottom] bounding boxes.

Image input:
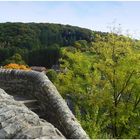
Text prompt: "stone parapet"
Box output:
[[0, 69, 89, 139], [0, 88, 65, 139]]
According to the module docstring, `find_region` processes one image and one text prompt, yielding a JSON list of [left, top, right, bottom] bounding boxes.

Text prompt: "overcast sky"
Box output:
[[0, 1, 140, 38]]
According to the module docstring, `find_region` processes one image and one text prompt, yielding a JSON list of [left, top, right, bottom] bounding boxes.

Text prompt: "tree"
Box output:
[[74, 40, 89, 51], [3, 53, 26, 65], [55, 48, 93, 96], [54, 48, 97, 138], [54, 29, 140, 139], [89, 31, 140, 138]]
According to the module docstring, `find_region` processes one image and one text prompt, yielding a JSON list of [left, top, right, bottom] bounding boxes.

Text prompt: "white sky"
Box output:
[[0, 1, 140, 39]]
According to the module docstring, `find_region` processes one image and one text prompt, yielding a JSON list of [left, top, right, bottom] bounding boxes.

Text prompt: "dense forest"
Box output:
[[0, 22, 96, 67], [1, 22, 140, 139]]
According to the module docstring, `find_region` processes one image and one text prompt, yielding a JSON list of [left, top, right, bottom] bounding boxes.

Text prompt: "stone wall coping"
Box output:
[[0, 69, 89, 139]]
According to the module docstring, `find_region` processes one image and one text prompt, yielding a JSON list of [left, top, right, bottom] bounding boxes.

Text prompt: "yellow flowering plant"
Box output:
[[4, 63, 31, 71]]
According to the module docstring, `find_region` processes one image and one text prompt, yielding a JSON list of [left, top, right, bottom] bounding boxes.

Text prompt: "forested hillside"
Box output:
[[0, 22, 94, 67]]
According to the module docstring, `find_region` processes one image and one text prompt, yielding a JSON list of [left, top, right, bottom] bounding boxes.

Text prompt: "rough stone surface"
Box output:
[[0, 69, 89, 139], [0, 88, 65, 139]]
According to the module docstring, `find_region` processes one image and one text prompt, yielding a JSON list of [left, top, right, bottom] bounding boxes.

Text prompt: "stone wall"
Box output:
[[0, 88, 65, 139], [0, 69, 89, 139]]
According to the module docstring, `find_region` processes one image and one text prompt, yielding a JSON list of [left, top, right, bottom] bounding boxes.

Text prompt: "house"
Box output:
[[31, 66, 47, 73]]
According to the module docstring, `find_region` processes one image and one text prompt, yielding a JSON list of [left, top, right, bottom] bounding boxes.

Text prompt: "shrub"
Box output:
[[3, 63, 31, 71], [46, 69, 57, 82]]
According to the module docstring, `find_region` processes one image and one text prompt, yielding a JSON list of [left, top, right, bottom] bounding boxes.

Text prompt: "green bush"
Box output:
[[46, 69, 57, 82]]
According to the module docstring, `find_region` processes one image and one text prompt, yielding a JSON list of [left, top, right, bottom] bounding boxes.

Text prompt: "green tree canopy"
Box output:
[[54, 31, 140, 139], [3, 53, 26, 65]]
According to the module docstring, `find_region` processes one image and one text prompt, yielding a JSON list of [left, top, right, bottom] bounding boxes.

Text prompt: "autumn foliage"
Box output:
[[4, 63, 31, 71]]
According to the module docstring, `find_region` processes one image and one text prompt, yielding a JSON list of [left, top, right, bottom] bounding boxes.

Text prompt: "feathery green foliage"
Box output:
[[53, 30, 140, 138]]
